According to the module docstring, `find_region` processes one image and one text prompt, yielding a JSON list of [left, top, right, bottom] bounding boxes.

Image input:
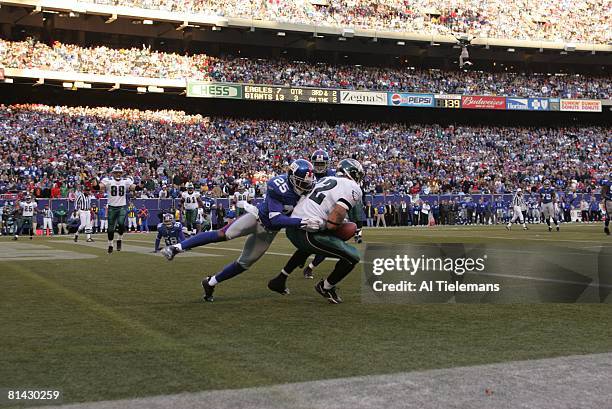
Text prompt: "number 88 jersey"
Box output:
[[291, 176, 362, 225], [102, 177, 134, 207]]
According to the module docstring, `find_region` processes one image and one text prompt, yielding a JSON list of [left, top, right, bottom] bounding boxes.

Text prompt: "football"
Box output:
[[333, 222, 357, 241]]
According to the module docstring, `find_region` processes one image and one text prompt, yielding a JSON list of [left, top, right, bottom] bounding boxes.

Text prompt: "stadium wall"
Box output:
[[4, 194, 602, 229]]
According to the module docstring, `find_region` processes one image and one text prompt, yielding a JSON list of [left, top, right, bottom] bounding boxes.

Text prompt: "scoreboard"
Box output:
[[434, 94, 462, 109], [243, 85, 339, 104], [185, 81, 601, 112]]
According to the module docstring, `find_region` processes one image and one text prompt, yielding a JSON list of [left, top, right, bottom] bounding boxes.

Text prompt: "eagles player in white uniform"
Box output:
[[100, 164, 135, 253], [268, 159, 364, 304], [181, 182, 204, 235], [233, 188, 251, 217], [13, 195, 37, 240]]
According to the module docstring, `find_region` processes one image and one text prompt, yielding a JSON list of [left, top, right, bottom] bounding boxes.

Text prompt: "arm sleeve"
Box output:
[[269, 213, 303, 229]]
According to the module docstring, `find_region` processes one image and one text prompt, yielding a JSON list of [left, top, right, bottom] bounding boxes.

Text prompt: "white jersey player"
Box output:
[[100, 164, 135, 253], [14, 195, 38, 240], [181, 183, 203, 234], [268, 158, 365, 304], [291, 176, 362, 225]]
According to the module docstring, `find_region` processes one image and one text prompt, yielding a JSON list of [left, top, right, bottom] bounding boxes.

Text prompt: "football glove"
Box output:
[[301, 218, 323, 232]]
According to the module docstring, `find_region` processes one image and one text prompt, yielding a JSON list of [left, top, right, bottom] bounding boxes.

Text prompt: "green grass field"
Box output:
[[1, 224, 611, 407]]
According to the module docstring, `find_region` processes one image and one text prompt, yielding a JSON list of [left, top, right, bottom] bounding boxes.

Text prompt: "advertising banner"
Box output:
[[461, 95, 506, 110], [186, 82, 242, 99], [340, 90, 387, 105], [506, 97, 529, 110], [528, 98, 550, 111], [560, 99, 602, 112], [388, 93, 435, 107]]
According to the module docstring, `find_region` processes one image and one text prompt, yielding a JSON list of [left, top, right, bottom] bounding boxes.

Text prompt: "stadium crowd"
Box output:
[[1, 39, 609, 99], [0, 104, 608, 200], [81, 0, 611, 44]]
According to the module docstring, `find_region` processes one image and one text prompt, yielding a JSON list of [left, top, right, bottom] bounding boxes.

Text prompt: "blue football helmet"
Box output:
[[311, 150, 330, 174], [288, 159, 315, 195], [163, 213, 174, 227]]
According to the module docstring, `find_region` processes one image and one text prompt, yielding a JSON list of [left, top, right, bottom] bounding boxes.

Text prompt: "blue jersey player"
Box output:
[[539, 179, 560, 232], [601, 177, 611, 235], [160, 159, 318, 302], [312, 149, 336, 179], [154, 214, 185, 252]]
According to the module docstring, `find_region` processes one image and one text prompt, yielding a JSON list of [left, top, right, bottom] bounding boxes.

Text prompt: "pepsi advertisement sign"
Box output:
[[528, 98, 550, 111], [388, 93, 435, 107]]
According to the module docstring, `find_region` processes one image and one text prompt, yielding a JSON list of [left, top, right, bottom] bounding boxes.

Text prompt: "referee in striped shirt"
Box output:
[[74, 185, 94, 242], [506, 188, 528, 231]]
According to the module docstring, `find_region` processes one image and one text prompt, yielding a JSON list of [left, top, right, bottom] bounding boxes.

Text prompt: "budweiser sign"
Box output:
[[461, 96, 506, 110]]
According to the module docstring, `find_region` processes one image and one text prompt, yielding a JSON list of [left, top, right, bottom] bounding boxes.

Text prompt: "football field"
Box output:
[[1, 224, 611, 408]]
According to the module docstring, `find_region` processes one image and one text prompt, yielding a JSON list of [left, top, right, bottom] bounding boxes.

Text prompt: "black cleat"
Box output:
[[160, 245, 180, 261], [108, 246, 113, 254], [12, 236, 17, 241], [74, 235, 78, 243], [303, 266, 314, 279], [116, 240, 122, 251], [315, 280, 343, 304], [268, 275, 290, 295], [201, 277, 215, 302], [556, 226, 560, 232], [548, 225, 552, 232], [605, 227, 610, 236], [30, 236, 33, 240]]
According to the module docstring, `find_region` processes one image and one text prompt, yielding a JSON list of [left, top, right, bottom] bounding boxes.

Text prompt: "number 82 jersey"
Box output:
[[102, 177, 134, 207], [291, 176, 362, 225]]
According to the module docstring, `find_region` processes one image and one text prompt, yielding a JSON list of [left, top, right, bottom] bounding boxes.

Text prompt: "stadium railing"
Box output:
[[1, 0, 611, 51]]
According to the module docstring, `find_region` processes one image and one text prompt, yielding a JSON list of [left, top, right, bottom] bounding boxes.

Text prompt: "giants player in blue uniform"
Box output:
[[161, 159, 318, 301], [154, 214, 185, 252], [539, 179, 560, 232], [602, 178, 611, 235]]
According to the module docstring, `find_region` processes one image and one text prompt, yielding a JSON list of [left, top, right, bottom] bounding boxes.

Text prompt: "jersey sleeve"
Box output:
[[337, 181, 362, 211]]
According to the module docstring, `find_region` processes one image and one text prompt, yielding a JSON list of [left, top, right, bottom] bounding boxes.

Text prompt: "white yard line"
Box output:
[[44, 352, 612, 409]]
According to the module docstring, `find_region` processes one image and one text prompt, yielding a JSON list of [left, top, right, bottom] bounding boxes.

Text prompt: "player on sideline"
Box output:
[[74, 185, 94, 242], [100, 164, 135, 253], [13, 195, 37, 240], [539, 179, 560, 232], [268, 159, 364, 303], [602, 178, 611, 235], [506, 188, 528, 231], [154, 214, 185, 252], [181, 182, 204, 235], [161, 159, 319, 302]]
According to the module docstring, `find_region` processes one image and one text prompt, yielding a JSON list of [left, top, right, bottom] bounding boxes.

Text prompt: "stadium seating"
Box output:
[[1, 39, 609, 99], [0, 104, 607, 198], [80, 0, 612, 44]]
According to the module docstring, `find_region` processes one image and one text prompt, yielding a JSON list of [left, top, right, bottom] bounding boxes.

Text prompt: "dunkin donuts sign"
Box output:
[[461, 96, 506, 110]]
